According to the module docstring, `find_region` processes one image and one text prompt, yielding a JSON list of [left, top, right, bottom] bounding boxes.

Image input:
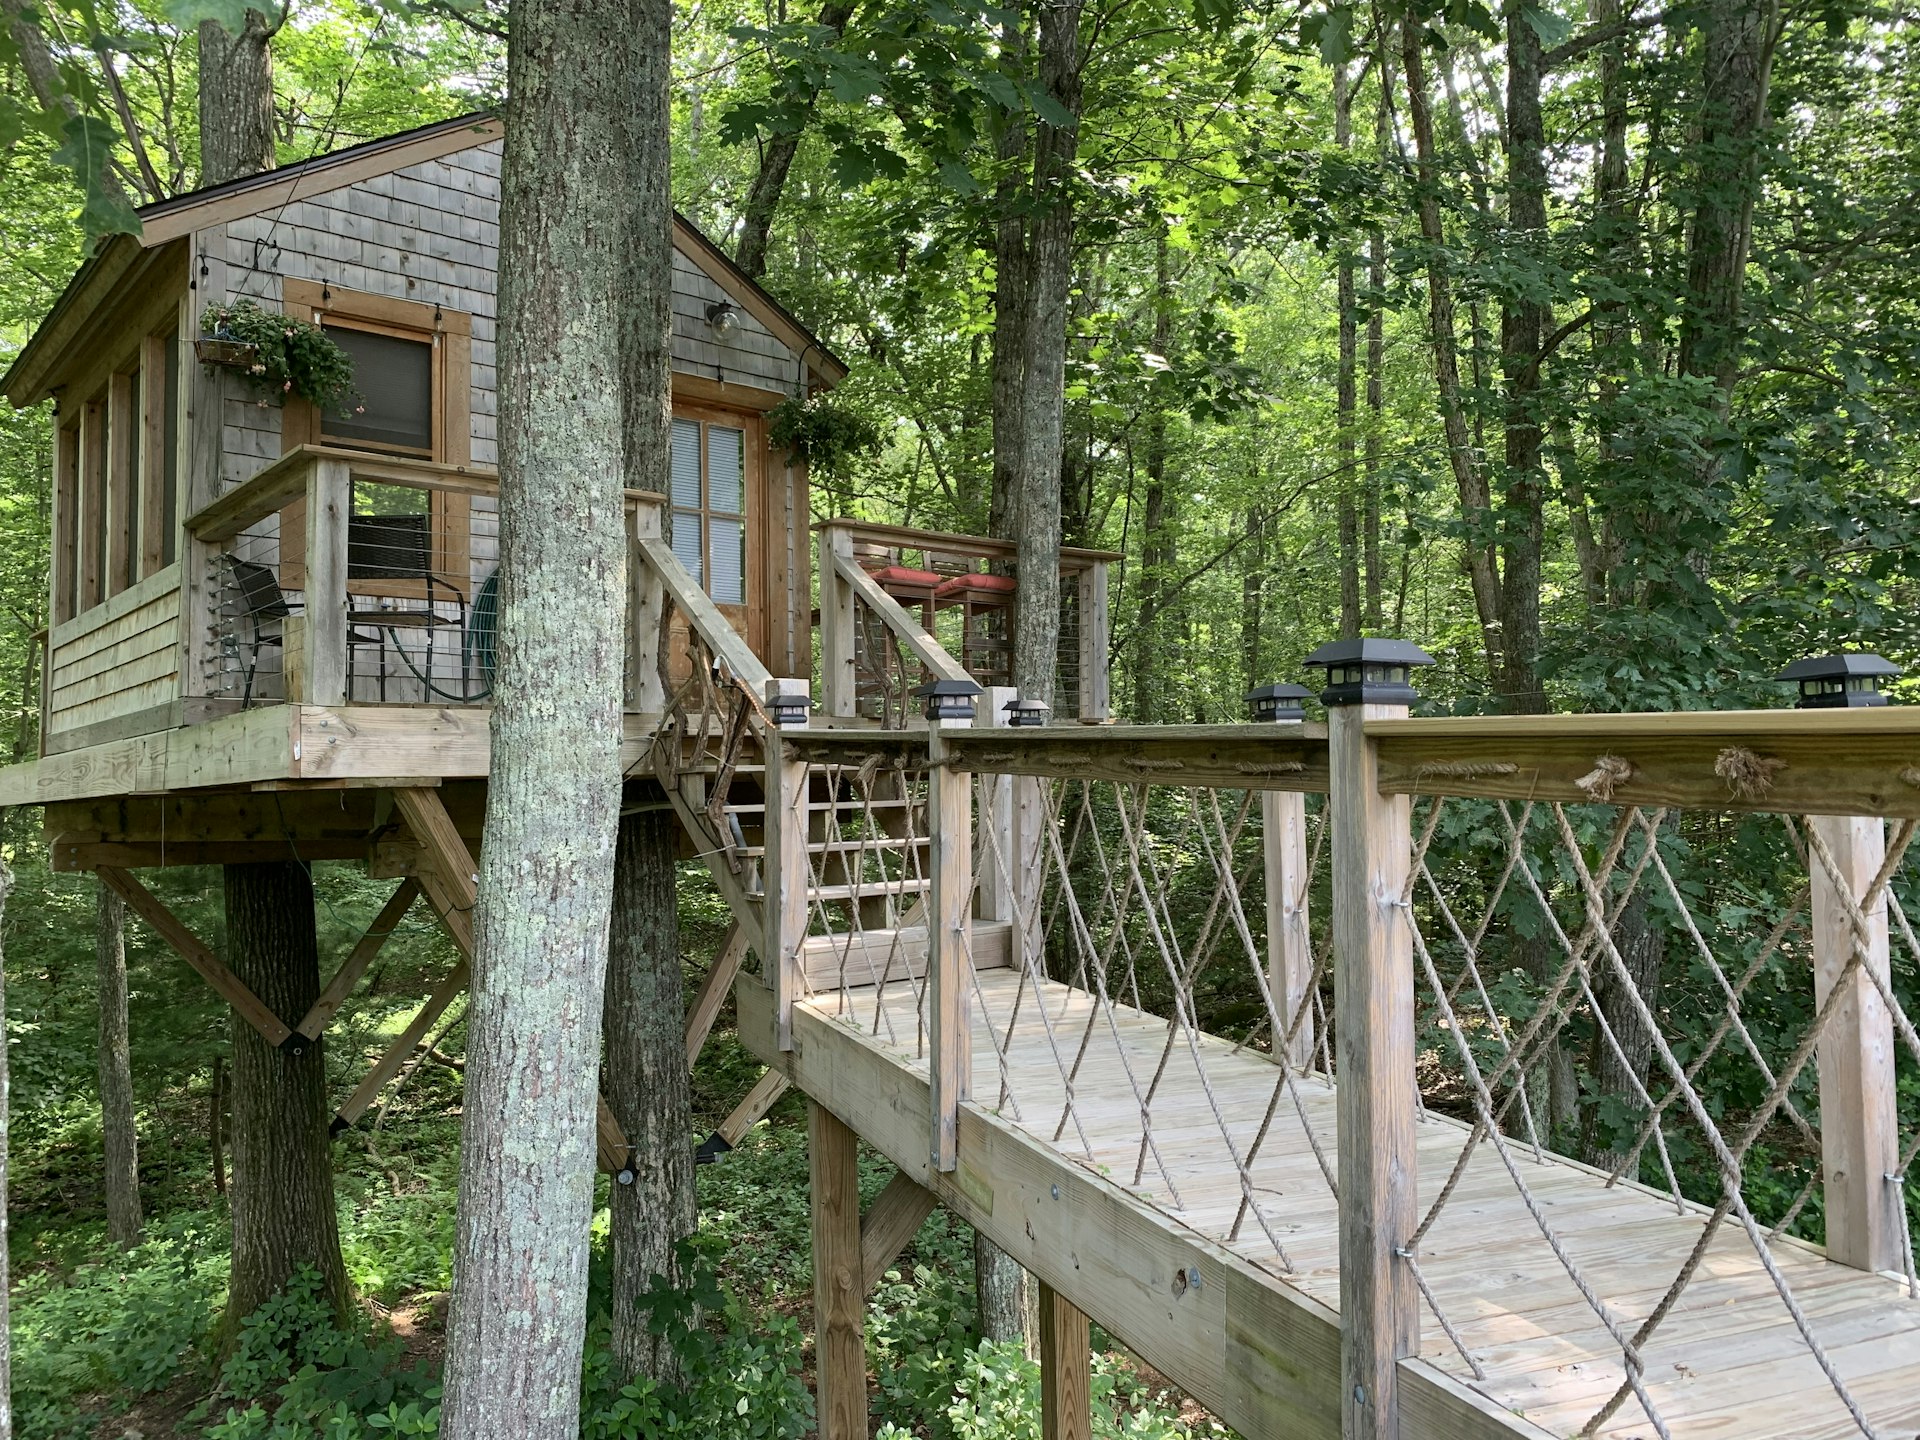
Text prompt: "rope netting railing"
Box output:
[[1401, 789, 1920, 1438]]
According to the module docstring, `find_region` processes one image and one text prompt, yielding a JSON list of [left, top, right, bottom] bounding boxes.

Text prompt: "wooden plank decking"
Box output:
[[759, 969, 1920, 1440]]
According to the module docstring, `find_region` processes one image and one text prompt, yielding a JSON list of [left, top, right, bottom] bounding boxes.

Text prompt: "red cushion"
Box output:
[[866, 565, 941, 590], [935, 572, 1016, 599]]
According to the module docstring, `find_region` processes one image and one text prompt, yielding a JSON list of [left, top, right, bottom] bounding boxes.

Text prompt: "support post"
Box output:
[[764, 728, 808, 1051], [1327, 699, 1418, 1440], [302, 457, 351, 707], [810, 1100, 865, 1440], [1808, 813, 1903, 1273], [978, 686, 1017, 924], [927, 717, 974, 1173], [1076, 561, 1110, 722], [628, 500, 668, 715], [1263, 790, 1315, 1070], [819, 523, 857, 718], [1039, 1281, 1092, 1440]]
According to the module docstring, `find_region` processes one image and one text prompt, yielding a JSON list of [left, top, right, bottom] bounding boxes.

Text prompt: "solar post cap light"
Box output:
[[1244, 682, 1312, 723], [1301, 636, 1436, 707], [917, 677, 983, 721], [1004, 696, 1051, 727], [1777, 652, 1902, 709]]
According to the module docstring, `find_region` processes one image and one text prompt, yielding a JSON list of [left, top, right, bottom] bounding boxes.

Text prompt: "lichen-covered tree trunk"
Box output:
[[1, 854, 14, 1435], [437, 0, 638, 1424], [1133, 222, 1176, 718], [96, 883, 140, 1246], [197, 11, 276, 185], [987, 18, 1030, 547], [1334, 59, 1360, 641], [604, 811, 695, 1382], [224, 862, 348, 1328]]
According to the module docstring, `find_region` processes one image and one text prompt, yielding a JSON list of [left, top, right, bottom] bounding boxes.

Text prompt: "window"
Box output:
[[321, 325, 434, 455], [159, 328, 179, 569], [670, 416, 747, 606]]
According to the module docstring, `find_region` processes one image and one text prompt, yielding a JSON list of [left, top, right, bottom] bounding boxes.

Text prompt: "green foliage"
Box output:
[[200, 300, 361, 412], [767, 393, 885, 479]]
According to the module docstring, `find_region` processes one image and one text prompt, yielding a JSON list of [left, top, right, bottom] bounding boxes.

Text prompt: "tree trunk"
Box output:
[[1364, 52, 1389, 634], [197, 12, 276, 184], [987, 18, 1030, 545], [437, 0, 640, 1420], [1132, 223, 1175, 719], [0, 856, 14, 1432], [223, 862, 348, 1329], [1583, 892, 1663, 1170], [1496, 1, 1548, 716], [1334, 59, 1361, 639], [96, 882, 140, 1246], [1009, 0, 1083, 706], [734, 0, 858, 279], [604, 811, 696, 1384]]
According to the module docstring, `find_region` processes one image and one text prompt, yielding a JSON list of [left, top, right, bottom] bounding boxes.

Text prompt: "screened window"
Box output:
[[670, 417, 747, 606], [322, 326, 434, 454]]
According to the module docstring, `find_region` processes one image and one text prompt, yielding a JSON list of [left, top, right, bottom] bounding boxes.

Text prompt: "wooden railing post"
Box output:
[[301, 457, 350, 706], [1264, 787, 1315, 1071], [927, 695, 976, 1172], [1076, 560, 1110, 722], [818, 523, 857, 719], [628, 500, 667, 716], [977, 685, 1016, 925], [1808, 813, 1903, 1273], [1317, 638, 1427, 1440], [764, 716, 808, 1053]]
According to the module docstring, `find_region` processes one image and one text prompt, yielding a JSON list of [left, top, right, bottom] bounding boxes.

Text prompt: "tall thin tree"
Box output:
[[96, 884, 140, 1246]]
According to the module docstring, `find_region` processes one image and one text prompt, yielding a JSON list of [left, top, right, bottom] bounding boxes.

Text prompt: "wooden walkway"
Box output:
[[774, 969, 1920, 1440]]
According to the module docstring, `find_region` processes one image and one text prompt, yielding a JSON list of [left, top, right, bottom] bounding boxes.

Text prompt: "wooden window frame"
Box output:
[[52, 419, 79, 625], [669, 401, 766, 658], [139, 333, 172, 579], [275, 281, 472, 601]]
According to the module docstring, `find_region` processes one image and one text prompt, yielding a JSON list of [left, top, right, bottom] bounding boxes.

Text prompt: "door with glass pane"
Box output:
[[667, 406, 765, 670]]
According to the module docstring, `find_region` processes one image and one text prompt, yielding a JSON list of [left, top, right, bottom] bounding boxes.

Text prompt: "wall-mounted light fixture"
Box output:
[[706, 300, 740, 338]]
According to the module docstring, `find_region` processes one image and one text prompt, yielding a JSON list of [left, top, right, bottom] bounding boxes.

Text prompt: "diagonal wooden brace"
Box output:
[[859, 1169, 939, 1295], [98, 866, 293, 1049], [296, 877, 420, 1041], [685, 920, 750, 1066]]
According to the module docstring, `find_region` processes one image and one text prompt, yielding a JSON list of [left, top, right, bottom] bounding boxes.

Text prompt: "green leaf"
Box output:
[[1519, 3, 1573, 48], [159, 0, 255, 34]]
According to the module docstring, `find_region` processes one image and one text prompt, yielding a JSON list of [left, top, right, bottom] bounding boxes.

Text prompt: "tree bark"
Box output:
[[0, 856, 14, 1432], [1335, 59, 1361, 639], [1364, 51, 1389, 634], [1132, 223, 1175, 718], [603, 811, 696, 1384], [988, 16, 1031, 545], [1583, 892, 1663, 1170], [223, 862, 348, 1329], [438, 0, 640, 1420], [197, 12, 276, 184], [734, 0, 858, 279], [1009, 0, 1083, 706], [96, 882, 141, 1246]]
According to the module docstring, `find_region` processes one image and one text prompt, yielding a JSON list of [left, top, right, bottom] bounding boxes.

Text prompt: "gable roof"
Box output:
[[6, 111, 844, 405]]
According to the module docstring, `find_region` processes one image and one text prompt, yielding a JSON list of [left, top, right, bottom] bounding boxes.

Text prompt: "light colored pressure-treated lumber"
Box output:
[[1807, 813, 1903, 1273], [1075, 562, 1111, 723], [97, 866, 291, 1046], [628, 500, 668, 714], [818, 525, 857, 718], [936, 723, 1330, 793], [859, 1169, 939, 1295], [927, 722, 972, 1172], [811, 1100, 866, 1440], [597, 1096, 631, 1175], [1039, 1281, 1093, 1440], [1328, 702, 1419, 1440], [333, 955, 469, 1128], [978, 687, 1018, 925], [762, 728, 807, 1050], [800, 922, 1010, 989], [301, 458, 351, 707], [717, 1067, 789, 1147], [1264, 789, 1315, 1069], [296, 879, 420, 1040], [635, 531, 772, 691], [831, 547, 973, 685], [684, 920, 750, 1066]]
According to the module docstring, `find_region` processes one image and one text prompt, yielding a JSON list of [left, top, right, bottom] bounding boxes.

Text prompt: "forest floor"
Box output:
[[4, 860, 1227, 1440]]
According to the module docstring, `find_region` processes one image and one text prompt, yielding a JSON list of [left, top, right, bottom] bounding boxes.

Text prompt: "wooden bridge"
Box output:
[[2, 444, 1917, 1439]]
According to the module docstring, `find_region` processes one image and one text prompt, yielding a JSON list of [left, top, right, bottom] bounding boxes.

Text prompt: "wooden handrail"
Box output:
[[831, 548, 973, 686], [816, 516, 1122, 568], [633, 532, 773, 695]]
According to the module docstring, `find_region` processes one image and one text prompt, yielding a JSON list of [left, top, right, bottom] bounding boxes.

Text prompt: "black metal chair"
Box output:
[[344, 513, 474, 702], [221, 554, 301, 708]]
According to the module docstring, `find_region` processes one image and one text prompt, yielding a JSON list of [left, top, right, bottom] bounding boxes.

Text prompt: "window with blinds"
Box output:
[[670, 416, 748, 606]]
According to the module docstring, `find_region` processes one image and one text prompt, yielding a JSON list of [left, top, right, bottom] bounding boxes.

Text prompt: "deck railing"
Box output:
[[815, 518, 1114, 724], [761, 697, 1920, 1440]]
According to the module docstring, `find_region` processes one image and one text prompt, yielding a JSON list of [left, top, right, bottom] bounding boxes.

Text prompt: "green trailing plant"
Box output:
[[199, 300, 361, 412], [766, 394, 882, 479]]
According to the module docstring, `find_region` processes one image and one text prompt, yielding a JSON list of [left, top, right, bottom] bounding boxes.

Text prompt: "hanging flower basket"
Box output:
[[196, 300, 359, 411], [194, 331, 261, 369]]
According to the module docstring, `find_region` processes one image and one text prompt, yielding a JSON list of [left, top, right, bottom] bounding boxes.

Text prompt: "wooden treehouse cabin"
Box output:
[[3, 116, 1919, 1440]]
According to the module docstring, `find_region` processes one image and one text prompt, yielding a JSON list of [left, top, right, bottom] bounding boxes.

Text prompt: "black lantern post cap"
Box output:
[[1302, 637, 1435, 707], [1777, 653, 1902, 709], [765, 678, 812, 727], [1245, 682, 1312, 723], [917, 677, 983, 720], [1004, 696, 1051, 727]]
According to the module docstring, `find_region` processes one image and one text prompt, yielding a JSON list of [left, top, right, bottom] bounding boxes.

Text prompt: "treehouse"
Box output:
[[3, 116, 1919, 1440]]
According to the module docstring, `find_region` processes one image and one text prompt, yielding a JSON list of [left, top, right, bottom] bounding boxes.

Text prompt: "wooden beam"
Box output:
[[859, 1169, 939, 1295], [810, 1100, 866, 1440], [634, 531, 771, 691], [927, 722, 972, 1173], [762, 729, 807, 1051], [295, 878, 419, 1040], [302, 458, 351, 707], [818, 525, 857, 718], [1039, 1281, 1092, 1440], [1075, 562, 1110, 723], [1328, 702, 1419, 1440], [1264, 789, 1316, 1070], [97, 865, 290, 1047], [628, 501, 667, 714], [685, 921, 750, 1067], [832, 547, 973, 685], [932, 724, 1331, 793], [717, 1067, 789, 1148], [598, 1095, 631, 1175], [1807, 814, 1904, 1273], [105, 370, 135, 596], [332, 953, 469, 1128]]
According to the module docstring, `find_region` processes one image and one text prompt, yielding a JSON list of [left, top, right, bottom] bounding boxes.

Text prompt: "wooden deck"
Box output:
[[741, 967, 1920, 1440]]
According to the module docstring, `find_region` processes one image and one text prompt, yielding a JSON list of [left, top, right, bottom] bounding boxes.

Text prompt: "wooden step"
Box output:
[[724, 797, 915, 814], [798, 876, 933, 903], [736, 837, 929, 859], [798, 921, 1013, 989]]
